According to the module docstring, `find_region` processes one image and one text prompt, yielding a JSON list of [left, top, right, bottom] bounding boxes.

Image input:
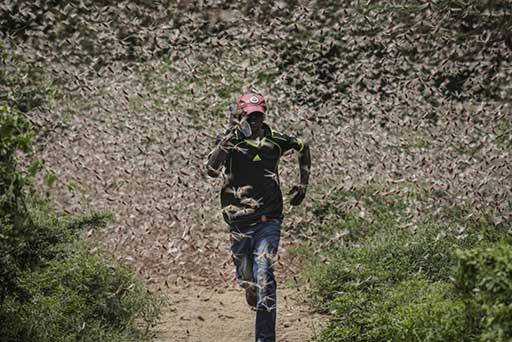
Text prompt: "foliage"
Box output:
[[1, 104, 39, 303], [303, 184, 510, 341], [456, 242, 512, 341], [0, 105, 161, 341], [0, 245, 160, 342], [317, 279, 466, 342]]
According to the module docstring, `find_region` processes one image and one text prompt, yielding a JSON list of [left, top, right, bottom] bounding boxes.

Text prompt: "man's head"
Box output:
[[236, 93, 266, 137], [237, 93, 266, 115]]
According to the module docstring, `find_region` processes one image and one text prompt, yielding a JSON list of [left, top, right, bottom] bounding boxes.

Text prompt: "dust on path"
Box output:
[[154, 284, 325, 342], [152, 236, 327, 342]]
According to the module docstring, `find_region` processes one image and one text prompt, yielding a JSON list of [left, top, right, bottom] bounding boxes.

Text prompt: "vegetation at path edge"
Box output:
[[299, 185, 512, 341], [0, 105, 161, 341]]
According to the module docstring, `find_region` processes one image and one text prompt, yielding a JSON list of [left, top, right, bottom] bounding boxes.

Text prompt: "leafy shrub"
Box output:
[[307, 188, 466, 298], [0, 245, 160, 342], [309, 185, 407, 243], [303, 185, 509, 341], [307, 220, 463, 305], [317, 279, 466, 342], [456, 242, 512, 341], [1, 104, 39, 302], [0, 105, 161, 341]]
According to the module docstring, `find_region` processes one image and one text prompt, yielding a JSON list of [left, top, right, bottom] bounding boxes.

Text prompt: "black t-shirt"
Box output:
[[212, 123, 304, 226]]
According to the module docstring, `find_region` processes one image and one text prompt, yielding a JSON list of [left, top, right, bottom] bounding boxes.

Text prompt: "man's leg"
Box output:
[[252, 219, 281, 342], [230, 228, 256, 290]]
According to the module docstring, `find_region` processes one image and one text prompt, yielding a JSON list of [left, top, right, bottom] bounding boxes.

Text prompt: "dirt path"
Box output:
[[35, 106, 327, 340], [32, 63, 327, 341], [151, 233, 326, 342], [154, 281, 324, 342]]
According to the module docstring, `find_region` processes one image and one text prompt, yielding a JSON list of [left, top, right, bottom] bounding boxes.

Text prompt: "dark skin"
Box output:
[[246, 112, 265, 139], [206, 111, 311, 205]]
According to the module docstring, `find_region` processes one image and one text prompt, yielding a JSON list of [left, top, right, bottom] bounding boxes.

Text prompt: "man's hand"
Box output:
[[289, 184, 307, 206], [229, 103, 241, 127], [218, 130, 235, 151]]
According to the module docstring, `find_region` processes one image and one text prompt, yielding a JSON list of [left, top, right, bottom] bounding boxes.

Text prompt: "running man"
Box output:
[[206, 92, 311, 342]]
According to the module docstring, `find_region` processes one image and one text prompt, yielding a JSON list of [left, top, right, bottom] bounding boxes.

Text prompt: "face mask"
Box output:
[[240, 117, 252, 138]]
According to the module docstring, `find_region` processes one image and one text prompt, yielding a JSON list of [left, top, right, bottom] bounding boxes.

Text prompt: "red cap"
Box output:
[[236, 93, 266, 116]]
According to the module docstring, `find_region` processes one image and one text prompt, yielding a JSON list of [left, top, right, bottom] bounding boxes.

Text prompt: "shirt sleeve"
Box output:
[[206, 128, 237, 170], [272, 131, 305, 154]]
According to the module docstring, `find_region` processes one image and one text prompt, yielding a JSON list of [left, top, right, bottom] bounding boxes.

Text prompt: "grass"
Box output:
[[0, 105, 162, 342], [295, 183, 512, 341], [1, 243, 162, 342]]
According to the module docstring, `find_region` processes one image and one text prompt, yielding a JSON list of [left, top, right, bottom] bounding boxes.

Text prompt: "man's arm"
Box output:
[[298, 143, 311, 186], [289, 142, 311, 206], [207, 105, 244, 178], [206, 130, 234, 178]]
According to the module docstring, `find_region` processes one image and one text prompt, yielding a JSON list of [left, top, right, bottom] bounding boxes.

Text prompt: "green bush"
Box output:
[[0, 105, 161, 341], [456, 242, 512, 341], [0, 245, 160, 342], [303, 185, 509, 341], [1, 104, 40, 303], [307, 188, 465, 305], [309, 185, 407, 243], [317, 279, 466, 342]]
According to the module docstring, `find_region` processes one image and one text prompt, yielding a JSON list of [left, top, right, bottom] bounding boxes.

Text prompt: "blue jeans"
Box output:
[[230, 219, 281, 342]]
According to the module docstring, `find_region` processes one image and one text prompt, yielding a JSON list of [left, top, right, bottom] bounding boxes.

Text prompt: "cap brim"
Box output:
[[242, 105, 265, 115]]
